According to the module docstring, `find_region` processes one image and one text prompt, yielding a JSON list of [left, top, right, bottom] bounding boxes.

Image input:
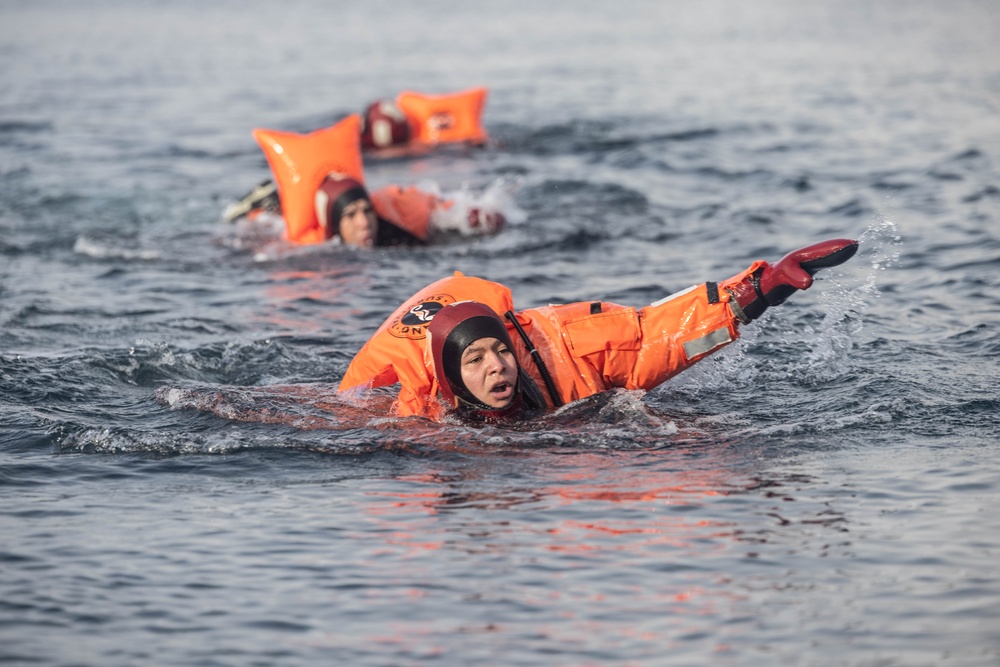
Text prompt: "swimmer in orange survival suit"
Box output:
[[313, 175, 424, 248], [225, 110, 503, 247], [337, 238, 859, 423], [359, 87, 489, 152], [227, 173, 505, 248]]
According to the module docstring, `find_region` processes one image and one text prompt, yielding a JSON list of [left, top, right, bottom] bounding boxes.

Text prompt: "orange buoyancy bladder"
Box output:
[[338, 272, 515, 418], [396, 87, 489, 147], [252, 115, 365, 245], [369, 185, 440, 242]]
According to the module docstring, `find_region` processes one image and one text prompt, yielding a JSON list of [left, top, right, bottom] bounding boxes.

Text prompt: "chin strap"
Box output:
[[505, 311, 564, 408]]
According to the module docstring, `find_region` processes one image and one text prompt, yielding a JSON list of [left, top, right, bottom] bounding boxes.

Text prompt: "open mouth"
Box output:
[[489, 381, 513, 402]]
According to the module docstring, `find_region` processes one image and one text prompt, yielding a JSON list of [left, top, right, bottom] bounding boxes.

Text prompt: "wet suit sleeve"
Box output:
[[539, 266, 758, 395], [370, 185, 434, 243]]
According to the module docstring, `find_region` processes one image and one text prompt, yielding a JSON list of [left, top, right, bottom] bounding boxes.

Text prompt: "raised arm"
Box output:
[[526, 239, 859, 397]]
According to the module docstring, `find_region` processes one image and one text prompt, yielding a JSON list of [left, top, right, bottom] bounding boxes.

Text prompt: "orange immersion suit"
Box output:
[[368, 185, 441, 242], [396, 87, 489, 147], [338, 267, 762, 421], [251, 115, 443, 246], [275, 184, 440, 246]]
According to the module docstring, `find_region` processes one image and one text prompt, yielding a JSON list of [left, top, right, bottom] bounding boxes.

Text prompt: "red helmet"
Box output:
[[360, 100, 411, 150], [426, 301, 524, 419], [314, 175, 369, 239], [427, 301, 550, 423]]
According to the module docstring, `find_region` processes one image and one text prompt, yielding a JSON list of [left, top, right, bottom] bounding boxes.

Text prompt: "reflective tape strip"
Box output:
[[649, 285, 697, 308], [682, 327, 732, 360]]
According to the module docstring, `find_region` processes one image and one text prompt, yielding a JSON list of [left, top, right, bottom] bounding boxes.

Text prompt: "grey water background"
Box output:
[[2, 1, 999, 665]]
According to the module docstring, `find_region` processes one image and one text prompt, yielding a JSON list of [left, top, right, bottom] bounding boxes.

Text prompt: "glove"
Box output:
[[725, 238, 859, 323], [467, 208, 506, 234]]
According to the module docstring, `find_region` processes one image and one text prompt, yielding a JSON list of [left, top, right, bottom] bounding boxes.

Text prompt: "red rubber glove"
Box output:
[[467, 208, 506, 233], [726, 238, 859, 322]]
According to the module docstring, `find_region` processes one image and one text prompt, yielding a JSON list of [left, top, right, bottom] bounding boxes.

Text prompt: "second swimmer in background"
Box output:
[[226, 105, 506, 249]]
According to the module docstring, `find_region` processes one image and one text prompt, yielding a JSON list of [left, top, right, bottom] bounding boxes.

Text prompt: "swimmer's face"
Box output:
[[459, 336, 518, 409], [339, 199, 378, 248]]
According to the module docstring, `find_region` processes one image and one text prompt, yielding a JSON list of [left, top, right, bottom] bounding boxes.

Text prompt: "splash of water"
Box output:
[[787, 213, 902, 381], [428, 176, 528, 236], [666, 215, 902, 392]]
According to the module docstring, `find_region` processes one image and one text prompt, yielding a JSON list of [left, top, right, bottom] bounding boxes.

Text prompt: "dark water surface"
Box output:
[[3, 1, 999, 665]]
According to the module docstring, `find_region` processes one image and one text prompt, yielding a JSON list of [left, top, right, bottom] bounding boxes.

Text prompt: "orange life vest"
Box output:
[[252, 115, 365, 245], [338, 266, 763, 420], [396, 87, 489, 147]]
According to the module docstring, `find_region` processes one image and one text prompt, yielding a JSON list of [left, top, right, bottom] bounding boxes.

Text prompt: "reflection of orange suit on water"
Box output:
[[338, 239, 860, 422]]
